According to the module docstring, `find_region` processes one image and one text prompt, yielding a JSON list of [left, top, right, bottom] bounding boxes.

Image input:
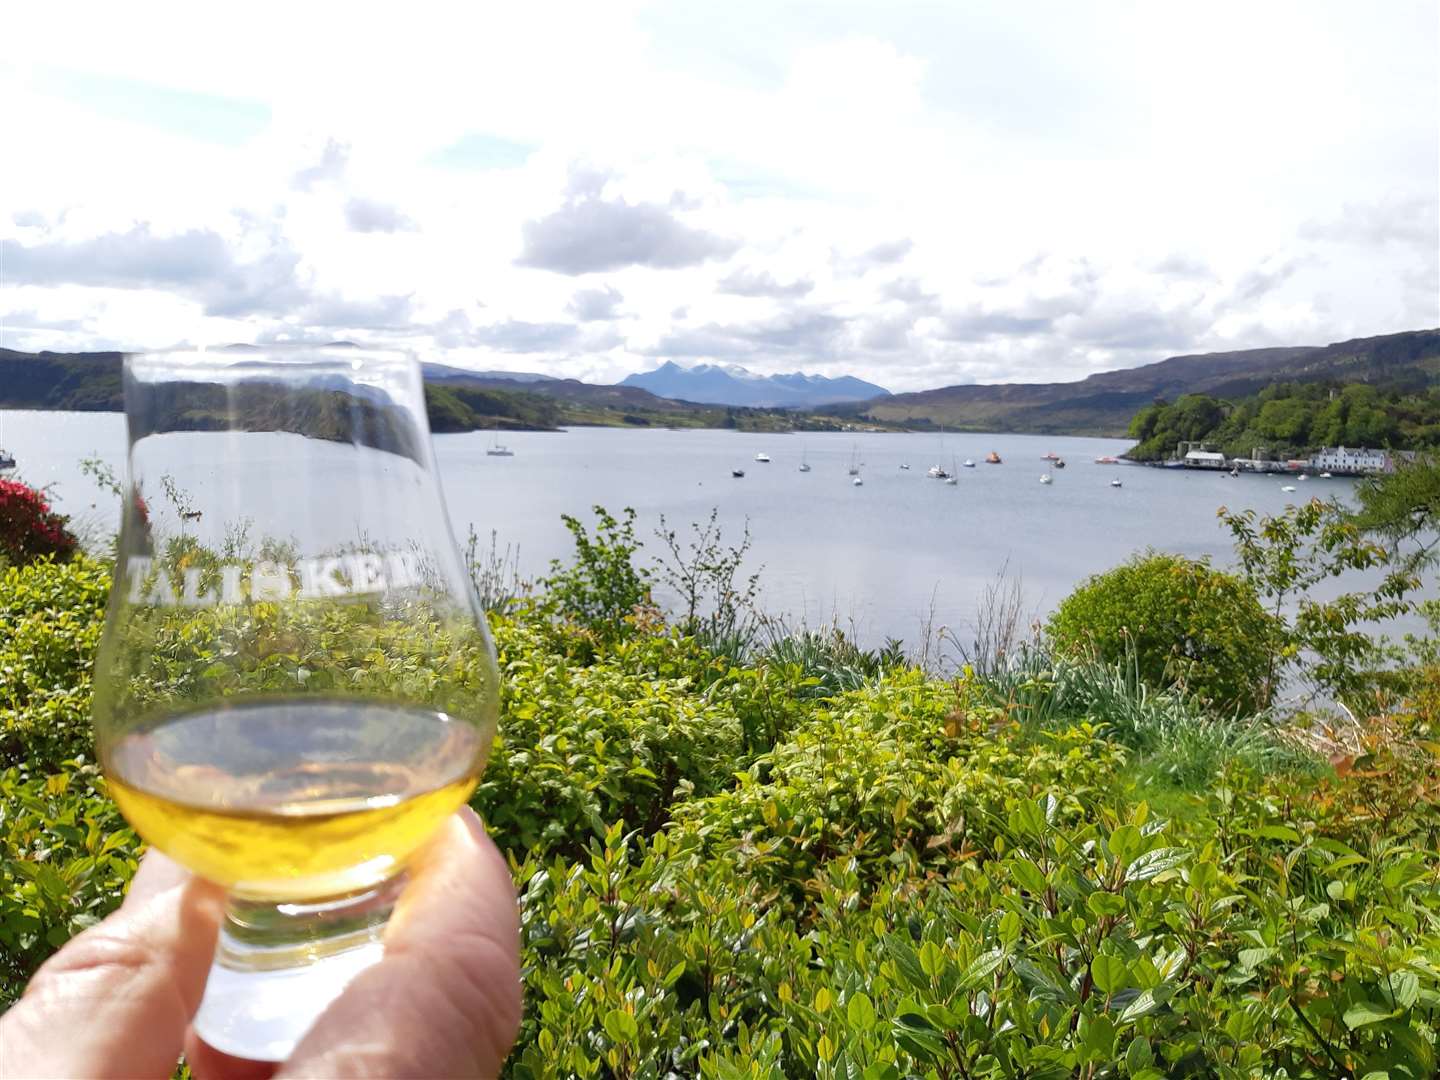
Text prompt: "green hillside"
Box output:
[[0, 349, 873, 434], [1126, 380, 1440, 461], [843, 329, 1440, 436]]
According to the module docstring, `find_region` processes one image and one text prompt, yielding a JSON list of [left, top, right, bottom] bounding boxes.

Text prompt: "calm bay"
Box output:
[[1, 410, 1361, 648]]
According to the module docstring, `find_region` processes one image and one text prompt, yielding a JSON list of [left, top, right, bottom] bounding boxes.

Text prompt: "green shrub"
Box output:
[[1048, 552, 1278, 714], [0, 762, 139, 1004], [3, 539, 1439, 1079], [540, 506, 654, 649], [0, 554, 111, 771], [474, 614, 748, 861]]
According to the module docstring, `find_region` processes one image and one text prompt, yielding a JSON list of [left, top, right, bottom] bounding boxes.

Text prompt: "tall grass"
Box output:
[[464, 526, 532, 614], [984, 646, 1319, 791], [756, 616, 907, 698]]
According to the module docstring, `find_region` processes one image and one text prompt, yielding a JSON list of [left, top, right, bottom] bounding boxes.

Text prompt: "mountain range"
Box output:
[[620, 361, 891, 408], [841, 329, 1440, 435], [4, 329, 1438, 437]]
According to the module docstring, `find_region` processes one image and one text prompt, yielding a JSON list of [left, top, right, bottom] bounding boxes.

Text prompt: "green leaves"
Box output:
[[5, 549, 1440, 1079], [1343, 1001, 1397, 1030], [602, 1007, 639, 1044], [1119, 983, 1175, 1023], [1091, 954, 1130, 995], [1125, 846, 1189, 882]]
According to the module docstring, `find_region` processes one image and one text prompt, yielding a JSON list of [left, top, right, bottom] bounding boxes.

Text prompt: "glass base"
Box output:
[[192, 874, 405, 1061]]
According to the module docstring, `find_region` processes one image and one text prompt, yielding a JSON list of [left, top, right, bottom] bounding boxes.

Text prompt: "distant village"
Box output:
[[1163, 443, 1405, 477]]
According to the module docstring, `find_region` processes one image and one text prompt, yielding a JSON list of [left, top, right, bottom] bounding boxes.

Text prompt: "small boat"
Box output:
[[1095, 455, 1121, 465], [0, 413, 13, 471], [1042, 452, 1061, 462], [1320, 471, 1332, 478], [1229, 468, 1240, 477], [985, 451, 1002, 464], [962, 459, 976, 468], [1111, 478, 1123, 488], [1054, 459, 1066, 469], [1297, 473, 1308, 481], [899, 463, 910, 470], [485, 427, 514, 457], [755, 452, 771, 463], [799, 462, 811, 473], [945, 457, 959, 485], [852, 476, 863, 486], [847, 445, 861, 476], [799, 446, 811, 472], [1039, 474, 1053, 485], [1281, 484, 1296, 493], [732, 469, 745, 478]]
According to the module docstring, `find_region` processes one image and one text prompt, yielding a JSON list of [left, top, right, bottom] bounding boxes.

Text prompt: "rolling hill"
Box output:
[[842, 329, 1440, 436], [0, 349, 861, 434]]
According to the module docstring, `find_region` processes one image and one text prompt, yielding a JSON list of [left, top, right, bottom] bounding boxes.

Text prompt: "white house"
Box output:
[[1308, 446, 1390, 474], [1183, 450, 1227, 469]]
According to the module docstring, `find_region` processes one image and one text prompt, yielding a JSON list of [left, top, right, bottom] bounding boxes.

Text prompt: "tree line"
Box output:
[[1126, 380, 1440, 461]]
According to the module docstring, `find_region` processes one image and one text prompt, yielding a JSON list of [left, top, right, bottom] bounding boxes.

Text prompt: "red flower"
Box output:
[[0, 479, 78, 565]]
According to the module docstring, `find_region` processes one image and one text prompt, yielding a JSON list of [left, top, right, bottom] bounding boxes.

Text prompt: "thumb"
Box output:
[[0, 853, 224, 1080]]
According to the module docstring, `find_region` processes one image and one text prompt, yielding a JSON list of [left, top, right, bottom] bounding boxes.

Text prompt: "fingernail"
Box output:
[[458, 805, 487, 841]]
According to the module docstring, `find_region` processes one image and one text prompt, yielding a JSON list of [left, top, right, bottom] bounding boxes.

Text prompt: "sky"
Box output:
[[1, 1, 1436, 393]]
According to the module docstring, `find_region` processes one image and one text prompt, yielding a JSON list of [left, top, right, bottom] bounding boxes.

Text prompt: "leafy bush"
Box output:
[[0, 763, 138, 1005], [0, 554, 111, 770], [0, 479, 78, 567], [474, 615, 747, 861], [540, 506, 654, 647], [1048, 552, 1278, 715], [3, 543, 1439, 1079], [1222, 498, 1417, 705]]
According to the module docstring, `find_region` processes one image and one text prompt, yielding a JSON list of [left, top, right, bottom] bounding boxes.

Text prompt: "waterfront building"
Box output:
[[1308, 446, 1390, 474], [1183, 449, 1227, 469]]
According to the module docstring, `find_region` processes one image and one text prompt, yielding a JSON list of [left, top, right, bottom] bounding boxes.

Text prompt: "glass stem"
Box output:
[[192, 874, 406, 1060]]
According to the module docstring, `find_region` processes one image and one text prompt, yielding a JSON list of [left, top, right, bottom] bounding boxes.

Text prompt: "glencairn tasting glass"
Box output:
[[91, 347, 499, 1061]]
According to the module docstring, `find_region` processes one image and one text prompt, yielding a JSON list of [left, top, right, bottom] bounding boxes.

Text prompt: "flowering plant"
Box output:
[[0, 478, 78, 565]]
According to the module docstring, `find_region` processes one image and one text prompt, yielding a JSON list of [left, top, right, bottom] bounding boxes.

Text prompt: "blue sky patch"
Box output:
[[37, 67, 271, 146], [428, 133, 534, 170]]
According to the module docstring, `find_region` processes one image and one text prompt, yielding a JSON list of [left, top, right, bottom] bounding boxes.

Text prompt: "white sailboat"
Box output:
[[485, 425, 514, 457], [927, 425, 950, 478], [798, 449, 811, 473], [944, 456, 958, 485], [755, 452, 771, 463], [0, 413, 14, 472], [847, 445, 861, 476]]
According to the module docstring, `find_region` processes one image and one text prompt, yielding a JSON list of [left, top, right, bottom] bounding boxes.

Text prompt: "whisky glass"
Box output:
[[91, 346, 499, 1061]]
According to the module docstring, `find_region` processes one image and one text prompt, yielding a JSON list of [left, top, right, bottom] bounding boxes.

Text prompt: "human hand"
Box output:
[[0, 808, 522, 1079]]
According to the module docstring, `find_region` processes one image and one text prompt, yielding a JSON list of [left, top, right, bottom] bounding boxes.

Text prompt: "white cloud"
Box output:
[[1, 0, 1435, 389]]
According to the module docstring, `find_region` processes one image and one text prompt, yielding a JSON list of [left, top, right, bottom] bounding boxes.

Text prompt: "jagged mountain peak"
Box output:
[[620, 362, 890, 408]]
